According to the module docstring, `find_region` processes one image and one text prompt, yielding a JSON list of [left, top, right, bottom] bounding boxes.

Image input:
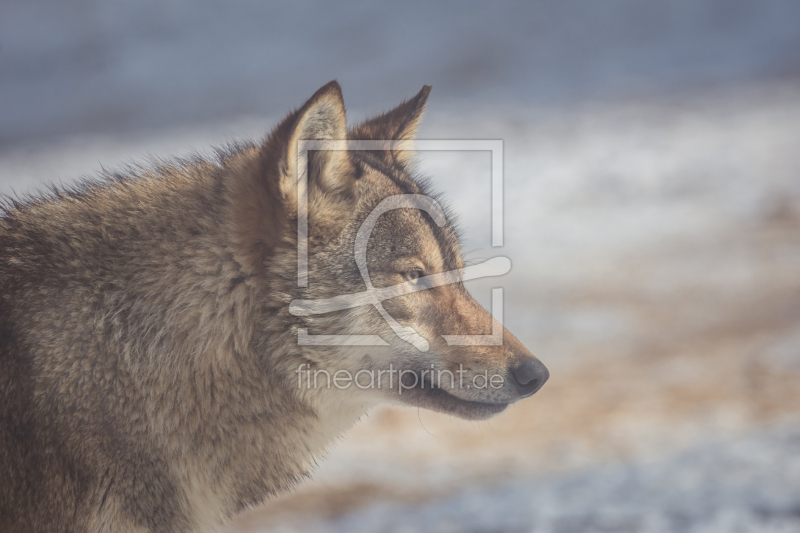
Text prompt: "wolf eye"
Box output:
[[403, 269, 423, 284]]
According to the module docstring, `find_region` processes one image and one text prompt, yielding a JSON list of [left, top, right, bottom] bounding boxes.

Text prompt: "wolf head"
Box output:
[[230, 81, 548, 421]]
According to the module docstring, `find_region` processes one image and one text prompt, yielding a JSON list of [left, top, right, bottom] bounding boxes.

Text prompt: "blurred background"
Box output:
[[2, 1, 800, 531]]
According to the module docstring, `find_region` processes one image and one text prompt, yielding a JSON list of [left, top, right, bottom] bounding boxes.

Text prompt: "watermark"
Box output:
[[289, 140, 508, 351], [296, 363, 505, 394]]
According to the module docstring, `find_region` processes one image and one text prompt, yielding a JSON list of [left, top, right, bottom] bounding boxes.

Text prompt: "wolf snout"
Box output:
[[509, 358, 549, 397]]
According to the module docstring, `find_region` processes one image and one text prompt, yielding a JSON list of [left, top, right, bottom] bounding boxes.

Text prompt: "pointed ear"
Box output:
[[227, 81, 353, 274], [277, 80, 353, 206], [349, 85, 431, 165]]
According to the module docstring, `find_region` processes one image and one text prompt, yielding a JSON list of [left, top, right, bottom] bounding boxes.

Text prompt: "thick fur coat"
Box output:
[[0, 82, 547, 532]]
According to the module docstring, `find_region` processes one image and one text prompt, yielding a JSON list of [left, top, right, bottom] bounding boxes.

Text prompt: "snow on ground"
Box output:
[[260, 426, 800, 533]]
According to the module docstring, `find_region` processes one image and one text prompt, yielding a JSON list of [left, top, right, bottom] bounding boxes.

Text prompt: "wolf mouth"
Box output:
[[395, 375, 509, 421]]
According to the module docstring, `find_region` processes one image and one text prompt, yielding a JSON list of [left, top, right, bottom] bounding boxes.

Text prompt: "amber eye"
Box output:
[[403, 269, 423, 284]]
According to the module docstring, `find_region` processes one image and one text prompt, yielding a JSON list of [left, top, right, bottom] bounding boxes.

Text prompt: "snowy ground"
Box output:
[[259, 426, 800, 533]]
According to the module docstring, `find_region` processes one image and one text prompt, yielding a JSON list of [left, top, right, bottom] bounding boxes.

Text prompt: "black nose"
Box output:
[[509, 358, 549, 397]]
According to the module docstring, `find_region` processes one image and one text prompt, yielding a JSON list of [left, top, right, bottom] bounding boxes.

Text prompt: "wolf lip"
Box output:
[[394, 377, 510, 420]]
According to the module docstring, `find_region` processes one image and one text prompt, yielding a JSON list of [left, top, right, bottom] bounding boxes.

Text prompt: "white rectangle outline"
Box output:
[[297, 139, 503, 287], [295, 140, 503, 348]]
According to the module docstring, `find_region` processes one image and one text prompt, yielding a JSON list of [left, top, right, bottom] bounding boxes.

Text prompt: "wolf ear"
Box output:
[[276, 81, 353, 206], [349, 85, 431, 166], [228, 81, 353, 273]]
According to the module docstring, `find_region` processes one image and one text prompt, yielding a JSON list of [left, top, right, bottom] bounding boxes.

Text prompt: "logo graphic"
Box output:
[[289, 140, 508, 351]]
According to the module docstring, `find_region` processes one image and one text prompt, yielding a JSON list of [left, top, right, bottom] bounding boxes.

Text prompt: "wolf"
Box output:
[[0, 81, 548, 532]]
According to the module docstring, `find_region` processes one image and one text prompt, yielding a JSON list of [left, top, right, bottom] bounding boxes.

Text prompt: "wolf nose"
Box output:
[[509, 358, 549, 397]]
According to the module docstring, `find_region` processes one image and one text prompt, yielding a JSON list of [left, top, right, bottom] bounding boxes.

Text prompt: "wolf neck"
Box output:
[[153, 301, 366, 524], [153, 326, 367, 528], [173, 373, 366, 528], [117, 198, 367, 526]]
